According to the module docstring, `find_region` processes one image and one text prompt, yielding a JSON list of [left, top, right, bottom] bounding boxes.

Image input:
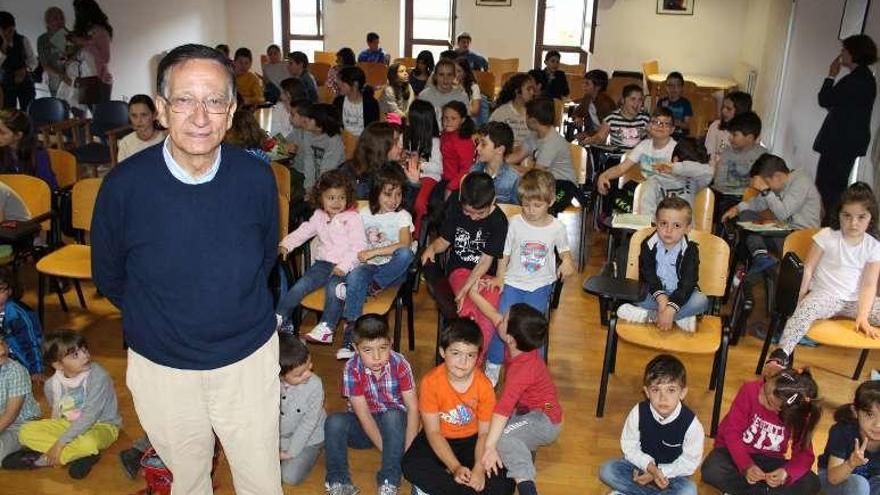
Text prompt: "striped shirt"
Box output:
[[342, 350, 414, 414], [603, 109, 651, 150]]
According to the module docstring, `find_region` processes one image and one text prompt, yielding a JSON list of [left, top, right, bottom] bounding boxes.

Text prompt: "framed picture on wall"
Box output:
[[839, 0, 871, 39], [476, 0, 512, 6], [657, 0, 694, 15]]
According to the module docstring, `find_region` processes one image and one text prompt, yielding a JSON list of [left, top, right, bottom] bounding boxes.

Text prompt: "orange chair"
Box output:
[[311, 62, 331, 86], [474, 71, 496, 101], [342, 130, 358, 161], [314, 51, 336, 65], [358, 62, 387, 88], [567, 74, 585, 102]]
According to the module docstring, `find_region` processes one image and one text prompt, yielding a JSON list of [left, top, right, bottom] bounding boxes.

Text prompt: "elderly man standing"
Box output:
[[91, 44, 281, 495]]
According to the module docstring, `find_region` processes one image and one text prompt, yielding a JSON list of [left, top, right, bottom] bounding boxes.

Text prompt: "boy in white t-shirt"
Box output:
[[597, 108, 678, 214], [469, 170, 575, 384]]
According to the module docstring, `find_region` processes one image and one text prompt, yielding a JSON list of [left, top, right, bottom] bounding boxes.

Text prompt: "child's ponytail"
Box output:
[[774, 368, 821, 451]]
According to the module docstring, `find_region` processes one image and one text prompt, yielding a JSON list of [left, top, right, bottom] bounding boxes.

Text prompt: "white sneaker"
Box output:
[[484, 362, 502, 387], [617, 303, 651, 323], [676, 316, 697, 333], [275, 313, 283, 331], [377, 480, 398, 495], [336, 343, 356, 360], [305, 322, 334, 344], [335, 283, 347, 300]]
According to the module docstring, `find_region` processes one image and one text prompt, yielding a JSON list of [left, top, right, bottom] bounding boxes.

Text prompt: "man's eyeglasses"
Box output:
[[650, 119, 673, 128], [164, 95, 231, 115]]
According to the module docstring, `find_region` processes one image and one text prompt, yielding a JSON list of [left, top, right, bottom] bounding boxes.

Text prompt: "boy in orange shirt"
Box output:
[[401, 319, 516, 495]]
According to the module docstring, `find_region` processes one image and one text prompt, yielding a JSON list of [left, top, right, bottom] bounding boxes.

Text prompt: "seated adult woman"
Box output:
[[417, 59, 469, 128], [380, 63, 415, 120]]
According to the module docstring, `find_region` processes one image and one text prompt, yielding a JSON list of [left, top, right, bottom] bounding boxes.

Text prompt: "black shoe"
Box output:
[[118, 448, 143, 480], [1, 449, 41, 469], [763, 348, 790, 378], [68, 454, 100, 479]]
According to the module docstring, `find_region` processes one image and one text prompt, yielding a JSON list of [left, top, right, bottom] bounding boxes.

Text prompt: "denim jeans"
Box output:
[[819, 468, 880, 495], [324, 409, 406, 487], [336, 248, 413, 346], [635, 290, 709, 320], [599, 459, 697, 495], [486, 284, 553, 365], [275, 260, 361, 328]]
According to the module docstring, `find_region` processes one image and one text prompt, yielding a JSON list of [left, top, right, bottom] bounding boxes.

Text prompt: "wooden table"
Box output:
[[647, 72, 738, 91]]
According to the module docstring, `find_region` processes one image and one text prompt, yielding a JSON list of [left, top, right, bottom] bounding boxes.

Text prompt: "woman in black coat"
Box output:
[[814, 34, 877, 223]]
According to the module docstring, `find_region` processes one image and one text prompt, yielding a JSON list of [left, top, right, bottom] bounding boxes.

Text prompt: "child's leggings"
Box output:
[[779, 291, 880, 355], [448, 267, 500, 364], [18, 419, 118, 464]]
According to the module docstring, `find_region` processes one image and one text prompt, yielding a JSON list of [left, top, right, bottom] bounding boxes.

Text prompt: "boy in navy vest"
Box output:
[[0, 12, 37, 110], [599, 354, 704, 495]]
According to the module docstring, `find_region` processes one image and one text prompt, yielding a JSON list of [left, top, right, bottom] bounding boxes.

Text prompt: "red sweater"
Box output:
[[496, 350, 562, 424], [440, 131, 476, 191], [715, 380, 814, 484]]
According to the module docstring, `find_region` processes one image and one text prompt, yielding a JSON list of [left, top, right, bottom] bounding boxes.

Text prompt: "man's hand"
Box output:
[[829, 55, 842, 78], [278, 245, 289, 258]]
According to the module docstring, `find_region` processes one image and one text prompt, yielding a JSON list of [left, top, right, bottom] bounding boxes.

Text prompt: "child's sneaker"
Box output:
[[278, 320, 297, 335], [275, 313, 283, 331], [68, 454, 101, 479], [676, 316, 697, 333], [325, 482, 360, 495], [336, 343, 356, 360], [747, 254, 778, 276], [763, 348, 790, 378], [617, 303, 651, 323], [367, 281, 382, 298], [336, 283, 347, 300], [1, 449, 42, 469], [118, 447, 143, 480], [378, 480, 399, 495], [305, 322, 334, 344], [484, 362, 502, 387]]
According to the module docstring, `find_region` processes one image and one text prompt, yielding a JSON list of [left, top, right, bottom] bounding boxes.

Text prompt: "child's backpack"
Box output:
[[2, 300, 44, 374]]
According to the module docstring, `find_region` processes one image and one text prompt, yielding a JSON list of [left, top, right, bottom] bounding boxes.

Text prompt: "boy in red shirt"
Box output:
[[401, 319, 515, 495], [474, 303, 562, 495]]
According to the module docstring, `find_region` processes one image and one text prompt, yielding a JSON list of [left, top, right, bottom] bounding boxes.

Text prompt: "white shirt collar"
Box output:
[[162, 136, 221, 185], [648, 401, 682, 425]]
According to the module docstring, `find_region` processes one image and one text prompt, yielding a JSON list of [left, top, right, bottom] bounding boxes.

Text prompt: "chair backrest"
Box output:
[[314, 51, 336, 65], [318, 85, 334, 104], [278, 193, 289, 239], [91, 101, 130, 135], [693, 188, 715, 231], [47, 149, 78, 189], [358, 62, 387, 88], [474, 71, 496, 100], [498, 203, 522, 218], [310, 62, 331, 86], [626, 227, 730, 297], [71, 178, 102, 232], [554, 98, 563, 127], [558, 63, 586, 75], [342, 129, 358, 160], [271, 162, 291, 202], [783, 228, 821, 260], [569, 143, 586, 185], [632, 183, 645, 214], [392, 57, 416, 69], [689, 93, 718, 138], [500, 71, 518, 88], [488, 57, 519, 80], [567, 74, 585, 102], [27, 97, 70, 127], [607, 76, 641, 105], [641, 60, 659, 77], [682, 80, 700, 101], [0, 174, 51, 230]]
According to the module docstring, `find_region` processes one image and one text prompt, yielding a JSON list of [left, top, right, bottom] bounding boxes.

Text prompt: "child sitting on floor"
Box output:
[[0, 332, 40, 465], [617, 197, 709, 332], [278, 333, 325, 485], [401, 318, 515, 495], [323, 314, 419, 495], [600, 354, 704, 495], [10, 331, 121, 479], [818, 380, 880, 495]]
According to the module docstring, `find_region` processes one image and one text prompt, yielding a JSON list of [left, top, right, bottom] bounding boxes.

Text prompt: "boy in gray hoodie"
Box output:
[[14, 331, 121, 479], [721, 153, 821, 275], [640, 138, 714, 218]]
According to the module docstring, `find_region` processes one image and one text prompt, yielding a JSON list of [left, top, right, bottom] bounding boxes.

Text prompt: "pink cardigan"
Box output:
[[279, 209, 366, 273]]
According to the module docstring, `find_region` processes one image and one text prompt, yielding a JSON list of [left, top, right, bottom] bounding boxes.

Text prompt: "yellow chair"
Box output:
[[35, 178, 102, 322], [641, 59, 660, 109], [310, 62, 331, 86], [558, 63, 586, 76], [314, 51, 336, 66], [271, 162, 292, 203], [318, 85, 334, 104], [474, 71, 496, 101], [693, 188, 715, 232], [567, 74, 585, 102], [392, 57, 416, 69], [342, 130, 358, 161], [358, 62, 388, 88], [489, 58, 519, 94], [607, 76, 642, 106], [499, 71, 518, 89], [590, 227, 731, 435], [689, 93, 718, 139], [47, 149, 78, 190], [0, 174, 52, 231]]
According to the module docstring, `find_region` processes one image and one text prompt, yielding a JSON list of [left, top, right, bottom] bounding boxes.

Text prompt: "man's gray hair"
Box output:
[[156, 43, 236, 99]]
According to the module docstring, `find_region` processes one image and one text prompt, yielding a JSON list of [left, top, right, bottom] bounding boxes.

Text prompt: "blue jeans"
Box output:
[[600, 459, 697, 495], [337, 248, 413, 345], [636, 290, 709, 320], [324, 410, 405, 487], [819, 468, 880, 495], [486, 284, 553, 364]]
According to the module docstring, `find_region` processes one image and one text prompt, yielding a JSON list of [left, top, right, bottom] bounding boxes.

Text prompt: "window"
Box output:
[[282, 0, 325, 61], [404, 0, 457, 58], [534, 0, 597, 68]]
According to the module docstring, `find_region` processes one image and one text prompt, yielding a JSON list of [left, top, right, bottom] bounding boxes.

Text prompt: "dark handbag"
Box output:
[[77, 76, 101, 105], [775, 251, 805, 317]]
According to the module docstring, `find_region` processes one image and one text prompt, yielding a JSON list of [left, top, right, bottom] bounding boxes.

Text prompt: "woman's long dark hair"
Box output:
[[403, 100, 438, 161], [352, 122, 398, 178], [831, 182, 880, 240], [454, 58, 476, 100], [413, 50, 434, 78], [387, 63, 411, 106], [73, 0, 113, 37], [0, 109, 39, 177]]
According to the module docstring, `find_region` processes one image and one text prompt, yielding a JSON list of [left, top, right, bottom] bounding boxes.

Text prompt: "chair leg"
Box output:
[[406, 290, 415, 352], [54, 277, 68, 312], [709, 348, 720, 392], [434, 310, 445, 366], [38, 273, 45, 324], [73, 279, 87, 309], [608, 329, 619, 374], [711, 332, 730, 437], [550, 279, 563, 310], [392, 298, 403, 352], [854, 349, 870, 381], [596, 317, 618, 418], [756, 314, 781, 375]]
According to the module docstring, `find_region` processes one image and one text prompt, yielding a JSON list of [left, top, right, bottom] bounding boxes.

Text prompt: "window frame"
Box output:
[[534, 0, 597, 68], [281, 0, 325, 55], [404, 0, 458, 57]]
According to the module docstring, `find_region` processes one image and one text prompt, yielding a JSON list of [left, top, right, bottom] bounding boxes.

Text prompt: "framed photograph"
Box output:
[[476, 0, 512, 6], [839, 0, 871, 39], [657, 0, 694, 15]]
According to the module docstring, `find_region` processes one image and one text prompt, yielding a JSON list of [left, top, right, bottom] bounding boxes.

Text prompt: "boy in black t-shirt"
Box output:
[[421, 173, 509, 363]]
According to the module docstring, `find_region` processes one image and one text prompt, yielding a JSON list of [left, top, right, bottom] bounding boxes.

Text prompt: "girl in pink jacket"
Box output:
[[277, 170, 366, 346]]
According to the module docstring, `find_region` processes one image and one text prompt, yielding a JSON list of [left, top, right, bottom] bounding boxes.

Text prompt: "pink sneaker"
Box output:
[[304, 322, 334, 344]]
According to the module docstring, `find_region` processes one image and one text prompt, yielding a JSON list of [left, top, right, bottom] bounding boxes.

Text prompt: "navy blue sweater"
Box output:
[[91, 143, 279, 370]]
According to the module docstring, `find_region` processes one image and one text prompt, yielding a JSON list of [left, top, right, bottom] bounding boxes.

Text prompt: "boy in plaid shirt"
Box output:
[[324, 314, 420, 495]]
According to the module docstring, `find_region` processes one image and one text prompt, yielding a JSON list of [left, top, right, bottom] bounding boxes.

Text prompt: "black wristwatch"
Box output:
[[760, 188, 770, 197]]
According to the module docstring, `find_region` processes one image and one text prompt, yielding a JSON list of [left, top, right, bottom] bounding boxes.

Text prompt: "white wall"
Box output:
[[456, 1, 537, 71], [737, 0, 792, 121], [591, 0, 749, 77], [0, 0, 228, 100], [227, 0, 274, 64], [863, 1, 880, 190], [324, 0, 401, 60]]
